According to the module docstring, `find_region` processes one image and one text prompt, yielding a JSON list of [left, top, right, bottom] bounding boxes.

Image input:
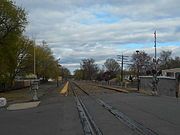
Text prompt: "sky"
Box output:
[[13, 0, 180, 73]]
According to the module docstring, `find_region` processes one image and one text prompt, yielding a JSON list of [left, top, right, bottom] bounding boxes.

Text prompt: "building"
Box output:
[[162, 68, 180, 78]]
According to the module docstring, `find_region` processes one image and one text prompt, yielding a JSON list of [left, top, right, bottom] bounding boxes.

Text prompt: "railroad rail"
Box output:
[[69, 82, 103, 135], [71, 81, 159, 135]]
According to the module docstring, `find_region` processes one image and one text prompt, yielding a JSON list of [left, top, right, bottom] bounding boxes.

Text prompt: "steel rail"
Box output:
[[73, 81, 159, 135], [70, 82, 103, 135]]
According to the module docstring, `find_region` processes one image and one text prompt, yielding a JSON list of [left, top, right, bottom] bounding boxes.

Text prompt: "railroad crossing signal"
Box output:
[[30, 80, 39, 101]]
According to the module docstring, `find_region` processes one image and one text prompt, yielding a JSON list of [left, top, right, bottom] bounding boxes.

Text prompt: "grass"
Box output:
[[0, 88, 32, 104]]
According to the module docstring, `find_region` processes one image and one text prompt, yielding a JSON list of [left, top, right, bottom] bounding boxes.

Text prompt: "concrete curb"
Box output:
[[7, 101, 41, 111]]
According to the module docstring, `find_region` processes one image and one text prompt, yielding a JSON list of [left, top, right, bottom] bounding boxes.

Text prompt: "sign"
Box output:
[[58, 76, 62, 81]]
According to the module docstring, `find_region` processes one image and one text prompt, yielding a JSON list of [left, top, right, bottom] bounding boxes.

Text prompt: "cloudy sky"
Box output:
[[13, 0, 180, 72]]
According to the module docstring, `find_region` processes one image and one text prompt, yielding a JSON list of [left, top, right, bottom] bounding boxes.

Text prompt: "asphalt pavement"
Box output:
[[0, 82, 83, 135], [0, 82, 180, 135], [98, 92, 180, 135]]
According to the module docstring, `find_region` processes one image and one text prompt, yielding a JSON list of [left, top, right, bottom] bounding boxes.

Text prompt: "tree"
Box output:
[[96, 66, 105, 81], [0, 36, 33, 86], [74, 69, 84, 80], [104, 58, 120, 75], [169, 57, 180, 68], [34, 43, 59, 80], [0, 0, 27, 46], [20, 41, 62, 81], [159, 50, 172, 70], [80, 58, 99, 80], [158, 50, 180, 70], [130, 51, 152, 75], [61, 67, 71, 80], [0, 0, 27, 88]]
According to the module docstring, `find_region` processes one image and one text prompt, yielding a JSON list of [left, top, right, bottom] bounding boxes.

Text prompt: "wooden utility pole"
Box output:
[[136, 50, 140, 91], [117, 55, 129, 82], [121, 55, 123, 82]]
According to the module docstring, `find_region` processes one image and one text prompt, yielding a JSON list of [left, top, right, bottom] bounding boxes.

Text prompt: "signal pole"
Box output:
[[34, 43, 36, 76], [154, 31, 157, 71], [152, 31, 158, 95]]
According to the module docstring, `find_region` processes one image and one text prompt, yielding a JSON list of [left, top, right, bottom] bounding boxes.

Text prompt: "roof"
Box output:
[[162, 68, 180, 73]]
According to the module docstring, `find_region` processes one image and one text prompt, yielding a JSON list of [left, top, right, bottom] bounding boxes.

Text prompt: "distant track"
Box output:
[[72, 81, 159, 135]]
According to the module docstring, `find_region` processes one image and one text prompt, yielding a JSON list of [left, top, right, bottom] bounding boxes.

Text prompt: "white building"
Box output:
[[162, 68, 180, 78]]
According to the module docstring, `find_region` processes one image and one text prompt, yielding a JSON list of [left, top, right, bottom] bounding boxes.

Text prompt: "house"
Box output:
[[162, 68, 180, 78]]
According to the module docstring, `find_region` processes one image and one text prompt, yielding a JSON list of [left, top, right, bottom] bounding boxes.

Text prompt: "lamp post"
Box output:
[[136, 50, 140, 91], [31, 40, 38, 101]]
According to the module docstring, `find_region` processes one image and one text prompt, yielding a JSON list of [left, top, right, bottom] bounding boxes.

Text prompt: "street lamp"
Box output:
[[136, 50, 140, 91]]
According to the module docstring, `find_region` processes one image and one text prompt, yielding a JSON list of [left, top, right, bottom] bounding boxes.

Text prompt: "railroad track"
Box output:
[[69, 82, 103, 135], [70, 81, 159, 135]]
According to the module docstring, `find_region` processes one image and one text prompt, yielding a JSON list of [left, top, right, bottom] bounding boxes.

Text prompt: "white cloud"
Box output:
[[13, 0, 180, 72]]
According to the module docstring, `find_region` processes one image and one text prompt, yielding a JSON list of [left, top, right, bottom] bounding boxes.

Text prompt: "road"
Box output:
[[0, 82, 180, 135]]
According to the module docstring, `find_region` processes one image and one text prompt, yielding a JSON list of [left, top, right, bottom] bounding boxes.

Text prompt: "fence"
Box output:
[[140, 76, 179, 97], [0, 80, 31, 91]]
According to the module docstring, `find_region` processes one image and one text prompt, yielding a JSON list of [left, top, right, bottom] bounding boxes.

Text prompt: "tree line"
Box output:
[[74, 50, 180, 81], [0, 0, 70, 89], [74, 58, 120, 81]]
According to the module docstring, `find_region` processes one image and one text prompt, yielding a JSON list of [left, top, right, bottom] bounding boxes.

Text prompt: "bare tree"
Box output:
[[104, 58, 120, 74], [80, 58, 99, 80], [159, 50, 172, 70], [130, 51, 152, 75], [169, 57, 180, 68]]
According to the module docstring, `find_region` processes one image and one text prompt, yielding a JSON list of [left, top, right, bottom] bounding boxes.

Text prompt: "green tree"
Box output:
[[0, 0, 27, 46], [35, 44, 58, 80], [0, 36, 33, 86], [0, 0, 27, 87], [23, 41, 63, 81], [61, 67, 71, 80], [74, 69, 84, 80]]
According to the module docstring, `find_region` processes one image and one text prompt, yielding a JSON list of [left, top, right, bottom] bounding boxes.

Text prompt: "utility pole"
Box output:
[[117, 54, 129, 83], [136, 50, 140, 91], [31, 36, 38, 101], [32, 35, 37, 78], [121, 55, 123, 82]]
